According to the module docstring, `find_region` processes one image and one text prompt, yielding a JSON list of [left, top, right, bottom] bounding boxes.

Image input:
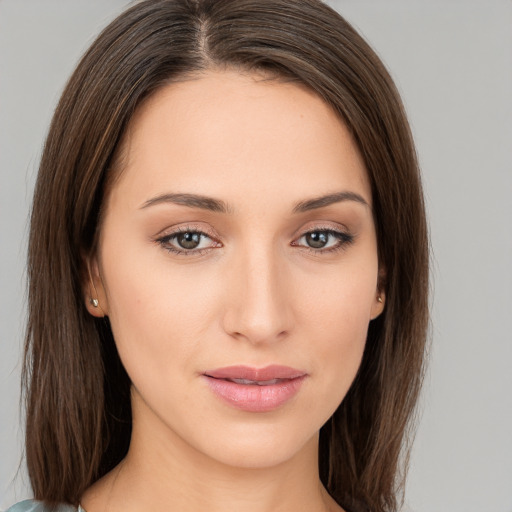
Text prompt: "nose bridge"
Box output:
[[223, 240, 291, 344]]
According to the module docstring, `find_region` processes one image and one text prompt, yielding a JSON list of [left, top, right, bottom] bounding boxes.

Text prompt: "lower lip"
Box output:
[[203, 375, 306, 412]]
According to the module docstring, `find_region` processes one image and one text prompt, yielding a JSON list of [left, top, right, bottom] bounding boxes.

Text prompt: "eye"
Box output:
[[157, 228, 221, 255], [293, 229, 354, 253], [175, 232, 204, 250]]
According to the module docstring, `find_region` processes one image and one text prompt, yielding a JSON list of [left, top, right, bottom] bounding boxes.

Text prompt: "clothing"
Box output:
[[5, 501, 85, 512]]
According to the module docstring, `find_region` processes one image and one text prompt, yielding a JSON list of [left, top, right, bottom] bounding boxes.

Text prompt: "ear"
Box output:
[[83, 254, 109, 318], [370, 265, 386, 320]]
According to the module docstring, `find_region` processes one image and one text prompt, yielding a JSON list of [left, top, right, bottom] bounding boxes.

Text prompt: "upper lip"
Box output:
[[204, 365, 306, 381]]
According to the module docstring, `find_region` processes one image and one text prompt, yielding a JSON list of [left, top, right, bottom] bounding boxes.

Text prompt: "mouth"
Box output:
[[219, 378, 286, 386], [202, 365, 307, 412]]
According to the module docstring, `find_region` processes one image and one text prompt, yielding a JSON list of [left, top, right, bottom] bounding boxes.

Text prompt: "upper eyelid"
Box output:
[[292, 223, 352, 242], [296, 220, 350, 232], [157, 224, 350, 239], [156, 220, 351, 237], [156, 223, 218, 239], [297, 228, 349, 238]]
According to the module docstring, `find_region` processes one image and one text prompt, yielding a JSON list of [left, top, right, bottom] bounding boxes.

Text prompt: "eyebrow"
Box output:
[[292, 191, 369, 213], [140, 193, 232, 213], [140, 190, 369, 214]]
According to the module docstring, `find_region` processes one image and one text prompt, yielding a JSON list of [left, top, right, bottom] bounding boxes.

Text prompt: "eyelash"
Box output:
[[156, 225, 220, 256], [292, 228, 354, 255], [156, 225, 354, 257]]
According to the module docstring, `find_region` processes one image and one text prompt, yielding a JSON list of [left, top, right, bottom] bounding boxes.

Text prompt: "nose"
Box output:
[[221, 244, 293, 345]]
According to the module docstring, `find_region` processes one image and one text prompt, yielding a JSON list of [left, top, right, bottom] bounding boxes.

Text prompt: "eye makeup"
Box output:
[[155, 224, 222, 256], [292, 228, 354, 255], [154, 222, 355, 257]]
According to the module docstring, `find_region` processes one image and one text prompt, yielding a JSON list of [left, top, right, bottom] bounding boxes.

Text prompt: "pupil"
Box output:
[[306, 232, 328, 248], [177, 232, 200, 249]]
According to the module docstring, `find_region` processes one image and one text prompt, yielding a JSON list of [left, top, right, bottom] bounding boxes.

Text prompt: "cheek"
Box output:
[[298, 252, 378, 336], [308, 297, 369, 374], [99, 241, 222, 386], [295, 258, 378, 404]]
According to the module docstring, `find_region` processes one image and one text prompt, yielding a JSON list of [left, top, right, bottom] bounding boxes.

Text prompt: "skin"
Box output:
[[82, 69, 385, 512]]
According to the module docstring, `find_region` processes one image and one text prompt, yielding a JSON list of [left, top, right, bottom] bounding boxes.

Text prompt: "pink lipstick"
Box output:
[[202, 365, 307, 412]]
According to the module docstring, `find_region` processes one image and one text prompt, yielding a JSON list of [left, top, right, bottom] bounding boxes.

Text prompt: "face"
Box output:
[[87, 70, 384, 469]]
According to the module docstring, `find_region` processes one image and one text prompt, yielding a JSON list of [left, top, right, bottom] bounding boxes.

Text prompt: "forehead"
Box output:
[[108, 69, 371, 212]]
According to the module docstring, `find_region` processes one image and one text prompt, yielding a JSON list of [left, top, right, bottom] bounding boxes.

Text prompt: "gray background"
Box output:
[[1, 1, 511, 511]]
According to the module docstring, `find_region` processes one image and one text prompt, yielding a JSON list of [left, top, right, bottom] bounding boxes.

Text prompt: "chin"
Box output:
[[179, 406, 328, 471], [200, 428, 318, 470]]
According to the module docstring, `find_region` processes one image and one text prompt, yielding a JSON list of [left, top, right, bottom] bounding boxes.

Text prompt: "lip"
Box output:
[[202, 365, 307, 413]]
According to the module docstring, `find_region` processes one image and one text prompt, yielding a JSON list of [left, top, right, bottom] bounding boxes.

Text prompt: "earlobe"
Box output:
[[84, 257, 108, 317], [370, 266, 386, 320], [370, 291, 385, 320]]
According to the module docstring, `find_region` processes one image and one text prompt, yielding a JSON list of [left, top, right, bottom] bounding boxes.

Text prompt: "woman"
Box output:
[[9, 1, 429, 511]]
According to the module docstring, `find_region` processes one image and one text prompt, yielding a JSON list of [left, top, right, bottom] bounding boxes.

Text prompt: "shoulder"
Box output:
[[5, 500, 78, 512]]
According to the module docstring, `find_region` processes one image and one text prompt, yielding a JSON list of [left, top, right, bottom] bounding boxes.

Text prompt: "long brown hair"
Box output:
[[23, 1, 429, 511]]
